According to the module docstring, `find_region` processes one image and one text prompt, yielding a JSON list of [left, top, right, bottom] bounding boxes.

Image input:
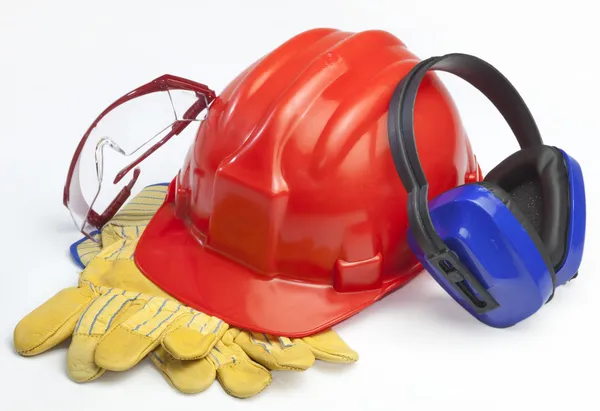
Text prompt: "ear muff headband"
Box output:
[[387, 53, 545, 314]]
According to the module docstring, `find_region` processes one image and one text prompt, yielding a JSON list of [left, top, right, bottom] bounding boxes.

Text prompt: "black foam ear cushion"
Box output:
[[483, 145, 570, 270], [476, 181, 556, 292]]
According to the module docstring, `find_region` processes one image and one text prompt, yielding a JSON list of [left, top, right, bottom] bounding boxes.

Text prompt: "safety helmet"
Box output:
[[135, 28, 482, 337]]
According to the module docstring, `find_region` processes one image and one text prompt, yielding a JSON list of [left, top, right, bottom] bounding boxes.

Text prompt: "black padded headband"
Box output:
[[388, 52, 543, 256], [387, 53, 543, 313]]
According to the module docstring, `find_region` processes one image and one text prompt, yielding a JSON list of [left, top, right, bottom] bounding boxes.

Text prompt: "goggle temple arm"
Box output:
[[85, 167, 141, 229]]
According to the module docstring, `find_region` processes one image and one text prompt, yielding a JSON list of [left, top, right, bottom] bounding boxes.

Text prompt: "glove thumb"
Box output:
[[14, 284, 97, 356]]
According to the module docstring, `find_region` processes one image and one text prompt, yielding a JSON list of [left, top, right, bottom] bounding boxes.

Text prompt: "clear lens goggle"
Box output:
[[63, 74, 216, 241]]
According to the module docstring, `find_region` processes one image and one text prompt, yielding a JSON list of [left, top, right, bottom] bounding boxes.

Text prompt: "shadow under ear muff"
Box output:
[[387, 53, 586, 328]]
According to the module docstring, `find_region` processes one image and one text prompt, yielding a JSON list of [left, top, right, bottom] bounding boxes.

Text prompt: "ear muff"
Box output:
[[387, 52, 586, 328]]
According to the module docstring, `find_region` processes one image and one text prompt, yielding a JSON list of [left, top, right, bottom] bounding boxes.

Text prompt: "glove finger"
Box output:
[[161, 310, 228, 360], [210, 332, 272, 399], [294, 328, 359, 363], [95, 296, 186, 371], [14, 284, 97, 356], [150, 346, 216, 394], [67, 289, 143, 382], [234, 330, 315, 371]]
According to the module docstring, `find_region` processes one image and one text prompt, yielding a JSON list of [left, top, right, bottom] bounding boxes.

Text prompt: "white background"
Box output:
[[2, 1, 599, 410]]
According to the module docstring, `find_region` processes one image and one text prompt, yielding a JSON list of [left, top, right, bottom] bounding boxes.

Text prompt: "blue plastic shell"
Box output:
[[408, 184, 555, 328], [555, 150, 586, 285]]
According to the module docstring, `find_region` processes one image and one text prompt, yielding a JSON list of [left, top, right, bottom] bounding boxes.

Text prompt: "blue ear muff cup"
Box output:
[[408, 183, 556, 328], [484, 145, 570, 270]]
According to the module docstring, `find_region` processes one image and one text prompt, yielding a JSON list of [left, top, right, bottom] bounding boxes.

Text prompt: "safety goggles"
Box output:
[[63, 74, 216, 241]]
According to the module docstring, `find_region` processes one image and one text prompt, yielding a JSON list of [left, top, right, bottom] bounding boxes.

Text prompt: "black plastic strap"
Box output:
[[387, 53, 544, 313]]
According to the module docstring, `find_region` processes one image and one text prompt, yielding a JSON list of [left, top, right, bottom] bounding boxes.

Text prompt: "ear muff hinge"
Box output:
[[430, 250, 500, 315]]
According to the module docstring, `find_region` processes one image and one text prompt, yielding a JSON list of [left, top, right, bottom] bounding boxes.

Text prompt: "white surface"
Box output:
[[2, 1, 599, 410]]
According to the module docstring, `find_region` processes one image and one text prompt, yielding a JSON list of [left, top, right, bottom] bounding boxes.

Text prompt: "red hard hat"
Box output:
[[135, 28, 482, 337]]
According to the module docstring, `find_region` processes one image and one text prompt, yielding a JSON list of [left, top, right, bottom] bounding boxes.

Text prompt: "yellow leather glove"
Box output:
[[15, 184, 358, 398]]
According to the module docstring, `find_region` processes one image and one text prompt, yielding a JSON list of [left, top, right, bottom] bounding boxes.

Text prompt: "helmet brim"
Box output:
[[135, 194, 423, 338]]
